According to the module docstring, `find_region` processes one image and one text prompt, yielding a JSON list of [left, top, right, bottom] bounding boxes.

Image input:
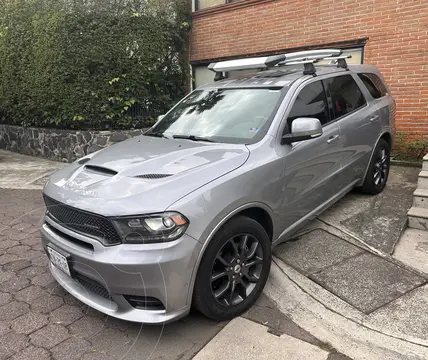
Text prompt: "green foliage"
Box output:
[[392, 131, 428, 162], [0, 0, 191, 130]]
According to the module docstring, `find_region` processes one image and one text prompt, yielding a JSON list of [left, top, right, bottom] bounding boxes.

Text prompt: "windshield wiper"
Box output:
[[144, 132, 168, 139], [172, 135, 216, 143]]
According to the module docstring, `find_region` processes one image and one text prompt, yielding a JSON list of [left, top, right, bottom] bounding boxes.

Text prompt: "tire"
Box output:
[[360, 139, 391, 195], [193, 216, 271, 321]]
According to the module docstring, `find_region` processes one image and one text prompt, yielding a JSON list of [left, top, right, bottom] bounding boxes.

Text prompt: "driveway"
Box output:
[[0, 151, 352, 360]]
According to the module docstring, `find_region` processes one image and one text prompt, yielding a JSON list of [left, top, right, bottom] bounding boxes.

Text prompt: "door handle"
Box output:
[[370, 115, 380, 122], [327, 135, 340, 144]]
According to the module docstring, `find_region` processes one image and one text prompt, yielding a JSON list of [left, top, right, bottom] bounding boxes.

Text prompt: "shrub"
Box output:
[[0, 0, 191, 130], [392, 131, 428, 162]]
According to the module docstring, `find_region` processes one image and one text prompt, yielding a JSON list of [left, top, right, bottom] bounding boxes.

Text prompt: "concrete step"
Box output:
[[424, 154, 428, 171], [417, 171, 428, 189], [408, 207, 428, 231], [414, 189, 428, 209], [393, 228, 428, 275]]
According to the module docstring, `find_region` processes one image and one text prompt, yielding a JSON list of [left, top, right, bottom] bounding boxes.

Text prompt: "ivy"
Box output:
[[0, 0, 191, 130]]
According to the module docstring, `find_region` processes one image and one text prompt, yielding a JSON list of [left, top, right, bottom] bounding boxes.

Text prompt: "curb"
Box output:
[[264, 258, 428, 360], [391, 159, 422, 168]]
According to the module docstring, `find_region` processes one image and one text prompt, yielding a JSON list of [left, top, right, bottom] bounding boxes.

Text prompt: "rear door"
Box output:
[[324, 74, 380, 183], [357, 72, 393, 131]]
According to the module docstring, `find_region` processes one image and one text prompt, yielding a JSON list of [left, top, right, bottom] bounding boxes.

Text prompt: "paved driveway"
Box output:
[[0, 189, 224, 360]]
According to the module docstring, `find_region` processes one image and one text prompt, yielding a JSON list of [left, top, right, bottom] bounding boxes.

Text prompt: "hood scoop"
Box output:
[[134, 174, 173, 180], [85, 165, 118, 176]]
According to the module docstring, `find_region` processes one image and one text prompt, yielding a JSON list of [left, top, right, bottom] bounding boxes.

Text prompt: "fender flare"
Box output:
[[358, 130, 393, 187], [185, 202, 275, 306]]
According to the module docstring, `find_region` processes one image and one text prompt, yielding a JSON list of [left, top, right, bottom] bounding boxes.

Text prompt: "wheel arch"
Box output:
[[358, 130, 393, 187], [186, 202, 275, 307]]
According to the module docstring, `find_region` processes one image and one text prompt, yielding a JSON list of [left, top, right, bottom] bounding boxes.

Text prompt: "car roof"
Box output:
[[197, 64, 380, 90]]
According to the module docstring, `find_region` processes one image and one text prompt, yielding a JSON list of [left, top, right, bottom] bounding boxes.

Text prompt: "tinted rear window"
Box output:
[[358, 73, 388, 99], [324, 75, 366, 119]]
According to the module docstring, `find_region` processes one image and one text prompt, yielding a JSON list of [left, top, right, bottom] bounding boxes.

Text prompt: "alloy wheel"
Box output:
[[210, 233, 264, 307], [374, 148, 389, 186]]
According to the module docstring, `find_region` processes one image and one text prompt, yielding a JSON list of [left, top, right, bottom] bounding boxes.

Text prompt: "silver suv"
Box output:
[[41, 49, 395, 324]]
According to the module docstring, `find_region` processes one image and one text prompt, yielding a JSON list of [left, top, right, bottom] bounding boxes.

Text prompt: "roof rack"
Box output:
[[208, 49, 352, 81]]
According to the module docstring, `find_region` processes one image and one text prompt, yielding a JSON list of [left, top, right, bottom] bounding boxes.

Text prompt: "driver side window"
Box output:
[[284, 81, 329, 135]]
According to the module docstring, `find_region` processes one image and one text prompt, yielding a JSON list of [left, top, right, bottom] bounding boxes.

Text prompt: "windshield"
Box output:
[[147, 88, 286, 144]]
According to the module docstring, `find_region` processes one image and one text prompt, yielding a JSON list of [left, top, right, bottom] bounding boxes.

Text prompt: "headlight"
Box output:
[[111, 212, 189, 244]]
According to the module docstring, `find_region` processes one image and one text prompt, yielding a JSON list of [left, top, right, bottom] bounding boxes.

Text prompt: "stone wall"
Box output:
[[0, 124, 147, 163]]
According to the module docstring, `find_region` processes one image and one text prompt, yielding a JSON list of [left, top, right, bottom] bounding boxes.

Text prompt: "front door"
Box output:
[[276, 80, 344, 235]]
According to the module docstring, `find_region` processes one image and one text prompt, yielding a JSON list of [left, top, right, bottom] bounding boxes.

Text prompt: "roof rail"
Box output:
[[208, 49, 350, 80]]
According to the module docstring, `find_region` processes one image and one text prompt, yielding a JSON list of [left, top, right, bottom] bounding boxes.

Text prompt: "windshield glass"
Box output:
[[147, 88, 286, 144]]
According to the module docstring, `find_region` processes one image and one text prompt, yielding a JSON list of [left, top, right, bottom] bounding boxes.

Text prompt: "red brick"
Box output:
[[191, 0, 428, 138]]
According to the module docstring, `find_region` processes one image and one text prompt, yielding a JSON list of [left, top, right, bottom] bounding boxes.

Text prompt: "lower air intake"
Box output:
[[125, 295, 165, 311]]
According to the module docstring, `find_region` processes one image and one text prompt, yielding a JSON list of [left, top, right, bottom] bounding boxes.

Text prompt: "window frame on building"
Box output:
[[193, 0, 245, 11]]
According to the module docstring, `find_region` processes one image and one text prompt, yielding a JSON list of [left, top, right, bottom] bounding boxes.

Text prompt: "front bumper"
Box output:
[[40, 218, 202, 324]]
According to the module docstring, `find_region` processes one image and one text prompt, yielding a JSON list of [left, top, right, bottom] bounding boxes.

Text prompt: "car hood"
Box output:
[[44, 136, 250, 216]]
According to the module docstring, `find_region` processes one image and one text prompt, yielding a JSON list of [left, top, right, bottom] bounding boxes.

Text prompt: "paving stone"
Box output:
[[0, 276, 30, 292], [0, 292, 12, 306], [0, 239, 18, 250], [81, 351, 115, 360], [88, 327, 133, 358], [21, 250, 44, 261], [0, 321, 10, 337], [51, 337, 91, 360], [20, 237, 42, 248], [30, 294, 64, 314], [45, 283, 67, 297], [3, 260, 32, 272], [49, 305, 85, 326], [11, 345, 51, 360], [7, 246, 31, 257], [0, 254, 20, 265], [0, 270, 15, 283], [0, 331, 29, 358], [15, 286, 48, 303], [274, 229, 364, 275], [17, 266, 46, 280], [63, 293, 84, 307], [327, 353, 353, 360], [0, 302, 30, 321], [0, 228, 25, 241], [310, 253, 426, 313], [30, 324, 69, 349], [31, 272, 55, 288], [69, 317, 107, 339], [12, 223, 32, 231], [31, 256, 49, 268], [12, 313, 49, 335]]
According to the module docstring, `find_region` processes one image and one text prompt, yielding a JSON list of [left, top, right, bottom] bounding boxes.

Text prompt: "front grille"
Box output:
[[44, 195, 121, 246], [74, 273, 112, 301]]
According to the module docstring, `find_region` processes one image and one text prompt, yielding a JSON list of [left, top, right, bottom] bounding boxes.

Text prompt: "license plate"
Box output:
[[47, 246, 71, 277]]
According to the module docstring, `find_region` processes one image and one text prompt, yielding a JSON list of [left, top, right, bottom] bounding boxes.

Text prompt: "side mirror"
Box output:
[[281, 117, 323, 145], [157, 115, 165, 122]]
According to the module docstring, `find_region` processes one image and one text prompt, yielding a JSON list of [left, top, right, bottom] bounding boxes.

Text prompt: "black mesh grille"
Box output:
[[44, 195, 121, 246], [134, 174, 172, 179], [74, 273, 112, 301]]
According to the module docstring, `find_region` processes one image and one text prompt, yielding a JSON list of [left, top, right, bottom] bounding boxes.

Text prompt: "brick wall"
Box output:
[[191, 0, 428, 138]]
